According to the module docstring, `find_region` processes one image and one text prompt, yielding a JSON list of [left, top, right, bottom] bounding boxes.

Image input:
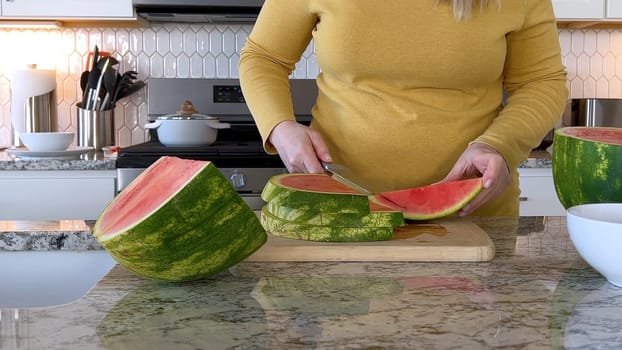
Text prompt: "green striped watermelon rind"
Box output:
[[94, 160, 266, 282], [552, 126, 622, 208], [260, 206, 394, 242], [261, 173, 371, 213], [264, 201, 405, 228]]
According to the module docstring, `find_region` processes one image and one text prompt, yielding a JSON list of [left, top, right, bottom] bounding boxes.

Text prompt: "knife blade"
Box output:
[[322, 162, 372, 195], [322, 162, 407, 211]]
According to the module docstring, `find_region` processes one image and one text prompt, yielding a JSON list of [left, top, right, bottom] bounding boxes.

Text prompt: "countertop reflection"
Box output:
[[0, 216, 620, 350]]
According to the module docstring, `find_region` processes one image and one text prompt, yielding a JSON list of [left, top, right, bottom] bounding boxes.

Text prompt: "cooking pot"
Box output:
[[145, 100, 230, 147]]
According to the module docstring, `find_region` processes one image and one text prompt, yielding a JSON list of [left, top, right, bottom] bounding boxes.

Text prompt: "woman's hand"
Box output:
[[441, 142, 510, 216], [269, 120, 332, 173]]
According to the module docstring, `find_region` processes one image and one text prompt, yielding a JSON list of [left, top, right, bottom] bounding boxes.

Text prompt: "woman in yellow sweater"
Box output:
[[239, 0, 568, 216]]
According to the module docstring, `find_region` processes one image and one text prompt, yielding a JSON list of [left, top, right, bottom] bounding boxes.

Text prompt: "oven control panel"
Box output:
[[214, 85, 245, 103]]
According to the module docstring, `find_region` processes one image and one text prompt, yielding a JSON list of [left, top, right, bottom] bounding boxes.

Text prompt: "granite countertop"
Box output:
[[1, 216, 620, 349], [0, 149, 116, 170], [0, 149, 552, 171]]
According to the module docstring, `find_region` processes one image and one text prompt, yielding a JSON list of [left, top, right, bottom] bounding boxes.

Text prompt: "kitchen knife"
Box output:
[[322, 162, 407, 210], [322, 162, 372, 195]]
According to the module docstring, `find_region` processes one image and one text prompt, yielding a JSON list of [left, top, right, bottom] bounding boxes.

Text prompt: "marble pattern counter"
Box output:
[[0, 149, 552, 171], [0, 150, 116, 170], [0, 216, 620, 349]]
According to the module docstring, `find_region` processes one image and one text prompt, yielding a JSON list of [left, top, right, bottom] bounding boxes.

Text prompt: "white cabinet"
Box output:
[[553, 0, 606, 20], [518, 168, 566, 217], [0, 170, 116, 221], [607, 1, 622, 18], [552, 0, 622, 20], [1, 0, 134, 19]]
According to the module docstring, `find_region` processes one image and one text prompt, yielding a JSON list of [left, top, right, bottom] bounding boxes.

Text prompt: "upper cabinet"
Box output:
[[553, 0, 606, 20], [608, 0, 622, 19], [553, 0, 608, 20], [553, 0, 622, 21], [1, 0, 134, 20]]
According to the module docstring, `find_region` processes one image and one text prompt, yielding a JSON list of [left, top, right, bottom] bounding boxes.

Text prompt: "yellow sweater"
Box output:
[[239, 0, 568, 215]]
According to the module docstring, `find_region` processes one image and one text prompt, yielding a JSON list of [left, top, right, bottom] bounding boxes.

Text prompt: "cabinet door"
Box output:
[[0, 170, 116, 221], [518, 168, 566, 217], [607, 0, 622, 18], [552, 0, 606, 19], [2, 0, 133, 19]]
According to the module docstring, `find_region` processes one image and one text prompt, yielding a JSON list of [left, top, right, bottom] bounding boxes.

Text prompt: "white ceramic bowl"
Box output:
[[566, 203, 622, 287], [19, 132, 74, 152]]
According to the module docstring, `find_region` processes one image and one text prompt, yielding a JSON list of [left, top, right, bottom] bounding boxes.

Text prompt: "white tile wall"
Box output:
[[0, 26, 619, 147]]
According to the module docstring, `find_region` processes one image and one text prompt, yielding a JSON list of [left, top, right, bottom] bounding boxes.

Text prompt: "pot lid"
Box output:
[[156, 100, 217, 120]]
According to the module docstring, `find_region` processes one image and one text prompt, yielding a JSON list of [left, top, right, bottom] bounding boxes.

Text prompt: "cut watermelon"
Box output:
[[553, 127, 622, 208], [260, 206, 394, 242], [93, 156, 266, 282], [371, 178, 483, 220], [264, 201, 404, 228], [262, 173, 370, 213]]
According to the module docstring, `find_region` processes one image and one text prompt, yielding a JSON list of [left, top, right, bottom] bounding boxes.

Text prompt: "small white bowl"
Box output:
[[567, 203, 622, 287], [19, 132, 74, 152]]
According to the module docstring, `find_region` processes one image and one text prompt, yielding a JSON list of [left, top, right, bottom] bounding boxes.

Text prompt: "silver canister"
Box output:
[[76, 103, 115, 149], [11, 91, 58, 146]]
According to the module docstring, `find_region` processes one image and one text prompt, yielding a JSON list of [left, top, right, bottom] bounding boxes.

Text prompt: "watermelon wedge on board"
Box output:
[[261, 206, 395, 242], [264, 201, 405, 228], [262, 173, 371, 213], [552, 126, 622, 208], [370, 178, 484, 220], [93, 156, 266, 282]]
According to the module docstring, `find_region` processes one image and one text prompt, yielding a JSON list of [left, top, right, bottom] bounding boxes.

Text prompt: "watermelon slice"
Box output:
[[262, 173, 371, 213], [93, 156, 266, 282], [261, 206, 395, 242], [371, 178, 484, 220], [553, 127, 622, 208], [264, 201, 405, 228]]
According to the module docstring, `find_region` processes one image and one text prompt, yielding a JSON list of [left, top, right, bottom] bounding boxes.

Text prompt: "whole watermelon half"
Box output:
[[93, 156, 266, 282], [552, 127, 622, 208]]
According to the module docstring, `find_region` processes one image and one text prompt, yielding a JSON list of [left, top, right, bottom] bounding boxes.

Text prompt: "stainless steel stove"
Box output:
[[116, 78, 318, 210]]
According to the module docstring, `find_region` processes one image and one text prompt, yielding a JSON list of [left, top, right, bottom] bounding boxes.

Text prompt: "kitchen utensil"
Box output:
[[144, 100, 231, 147], [246, 217, 496, 262], [111, 71, 144, 105], [92, 57, 111, 110], [322, 162, 372, 195], [80, 71, 89, 93], [114, 81, 145, 102], [100, 66, 118, 110], [322, 163, 407, 210]]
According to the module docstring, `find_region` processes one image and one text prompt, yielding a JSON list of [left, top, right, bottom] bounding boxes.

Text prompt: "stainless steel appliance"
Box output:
[[116, 78, 317, 210], [573, 98, 622, 127], [132, 0, 263, 23]]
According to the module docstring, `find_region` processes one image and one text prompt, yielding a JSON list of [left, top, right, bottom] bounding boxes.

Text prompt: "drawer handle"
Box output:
[[519, 196, 528, 202]]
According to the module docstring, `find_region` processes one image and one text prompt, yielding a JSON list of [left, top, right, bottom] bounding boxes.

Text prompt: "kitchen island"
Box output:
[[1, 216, 620, 350]]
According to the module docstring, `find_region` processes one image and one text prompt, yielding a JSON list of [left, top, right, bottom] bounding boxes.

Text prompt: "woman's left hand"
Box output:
[[440, 142, 510, 216]]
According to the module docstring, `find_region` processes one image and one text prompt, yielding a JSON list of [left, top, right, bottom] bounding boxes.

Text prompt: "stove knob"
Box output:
[[230, 172, 247, 189]]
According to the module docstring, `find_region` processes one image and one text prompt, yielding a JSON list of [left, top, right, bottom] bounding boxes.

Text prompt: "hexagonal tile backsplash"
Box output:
[[0, 25, 618, 147]]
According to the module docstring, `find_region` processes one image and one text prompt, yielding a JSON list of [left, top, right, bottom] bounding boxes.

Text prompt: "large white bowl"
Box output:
[[19, 132, 74, 152], [566, 203, 622, 287]]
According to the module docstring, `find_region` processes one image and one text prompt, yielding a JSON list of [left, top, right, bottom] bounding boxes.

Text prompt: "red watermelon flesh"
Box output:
[[372, 178, 483, 220], [276, 173, 363, 194], [562, 127, 622, 145], [98, 157, 207, 237]]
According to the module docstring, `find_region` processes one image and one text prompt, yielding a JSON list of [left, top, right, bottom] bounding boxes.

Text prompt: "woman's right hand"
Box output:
[[269, 120, 332, 173]]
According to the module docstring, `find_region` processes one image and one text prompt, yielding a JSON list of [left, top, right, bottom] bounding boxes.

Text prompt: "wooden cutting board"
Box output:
[[246, 217, 495, 262]]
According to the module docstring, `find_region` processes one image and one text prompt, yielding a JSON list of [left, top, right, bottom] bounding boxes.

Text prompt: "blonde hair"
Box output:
[[436, 0, 501, 20]]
